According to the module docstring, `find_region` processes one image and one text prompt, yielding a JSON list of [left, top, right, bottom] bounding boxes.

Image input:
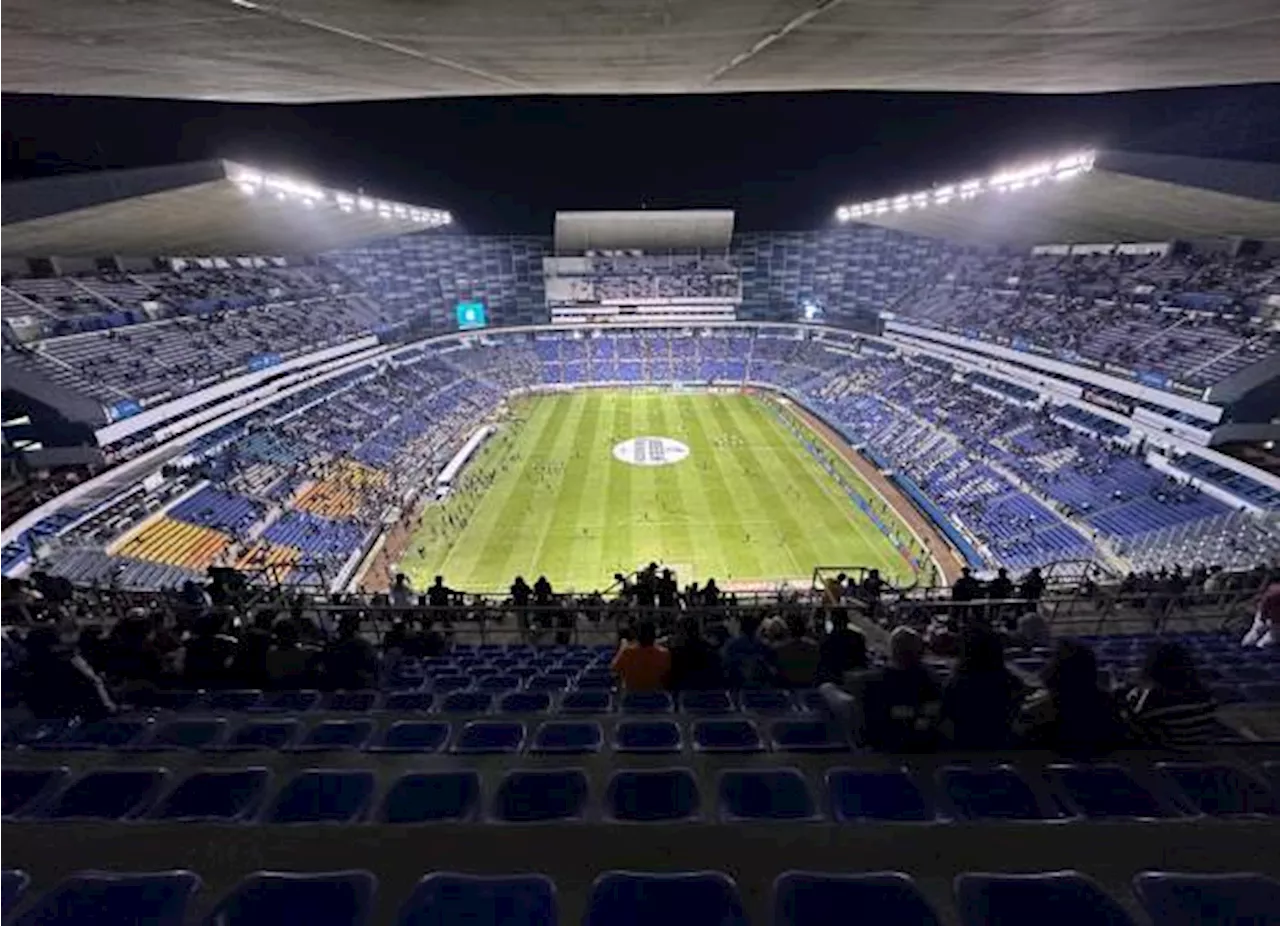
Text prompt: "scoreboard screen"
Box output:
[[455, 301, 488, 330]]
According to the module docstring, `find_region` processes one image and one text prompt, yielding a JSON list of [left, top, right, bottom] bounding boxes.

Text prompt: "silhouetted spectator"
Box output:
[[1018, 566, 1046, 602], [988, 567, 1014, 601], [666, 615, 724, 690], [816, 608, 868, 684], [17, 626, 116, 721], [389, 574, 414, 609], [181, 613, 239, 689], [229, 610, 275, 689], [951, 568, 980, 604], [773, 613, 821, 688], [426, 575, 452, 609], [319, 613, 377, 691], [657, 569, 679, 612], [611, 621, 670, 692], [720, 613, 776, 688], [940, 626, 1027, 749], [1124, 642, 1217, 747], [1018, 639, 1128, 757], [264, 619, 314, 690]]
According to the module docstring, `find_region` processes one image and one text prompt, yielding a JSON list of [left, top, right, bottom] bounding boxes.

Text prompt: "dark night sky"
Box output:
[[4, 86, 1280, 234]]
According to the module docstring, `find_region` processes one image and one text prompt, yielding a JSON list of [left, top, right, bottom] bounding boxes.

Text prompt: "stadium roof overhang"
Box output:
[[0, 160, 451, 258], [555, 210, 734, 253], [3, 0, 1280, 102], [837, 152, 1280, 245]]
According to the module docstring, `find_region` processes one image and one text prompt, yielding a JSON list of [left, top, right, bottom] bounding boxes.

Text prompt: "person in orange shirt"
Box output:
[[611, 622, 671, 691]]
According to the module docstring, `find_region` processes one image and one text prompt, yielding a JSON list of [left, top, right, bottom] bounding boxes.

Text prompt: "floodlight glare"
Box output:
[[836, 206, 851, 222]]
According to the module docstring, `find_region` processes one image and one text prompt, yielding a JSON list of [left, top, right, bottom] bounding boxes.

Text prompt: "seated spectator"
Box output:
[[264, 619, 315, 690], [720, 613, 777, 688], [181, 613, 239, 689], [1241, 576, 1278, 648], [16, 626, 116, 721], [104, 610, 164, 694], [1017, 639, 1128, 757], [940, 626, 1027, 749], [823, 571, 848, 605], [772, 613, 821, 688], [1013, 609, 1051, 650], [816, 608, 868, 684], [610, 621, 670, 692], [1018, 566, 1046, 602], [987, 567, 1014, 601], [1123, 642, 1218, 747], [229, 610, 275, 689], [389, 573, 414, 609], [666, 615, 724, 691], [318, 613, 377, 690], [951, 568, 980, 603]]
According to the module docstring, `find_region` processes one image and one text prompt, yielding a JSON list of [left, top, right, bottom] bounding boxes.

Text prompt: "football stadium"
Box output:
[[3, 4, 1280, 925]]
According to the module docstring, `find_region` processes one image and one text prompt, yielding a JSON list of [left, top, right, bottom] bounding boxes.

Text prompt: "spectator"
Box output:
[[1013, 609, 1051, 650], [264, 619, 315, 690], [823, 571, 847, 605], [1018, 566, 1046, 602], [426, 575, 452, 609], [318, 612, 377, 690], [656, 568, 679, 612], [940, 626, 1027, 749], [610, 621, 670, 692], [816, 607, 868, 684], [1124, 642, 1218, 747], [389, 574, 414, 609], [16, 626, 116, 721], [181, 613, 239, 689], [772, 613, 821, 688], [105, 610, 164, 693], [1017, 639, 1128, 756], [720, 613, 777, 688], [703, 577, 722, 607], [229, 610, 275, 689], [666, 615, 724, 690], [1241, 575, 1279, 648], [987, 567, 1014, 601], [951, 568, 980, 603]]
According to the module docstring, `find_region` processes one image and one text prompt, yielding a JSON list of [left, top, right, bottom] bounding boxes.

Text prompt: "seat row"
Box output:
[[4, 867, 1278, 926], [7, 760, 1279, 824]]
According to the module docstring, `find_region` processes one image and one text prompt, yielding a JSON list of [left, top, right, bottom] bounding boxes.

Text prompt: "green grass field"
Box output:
[[399, 389, 915, 592]]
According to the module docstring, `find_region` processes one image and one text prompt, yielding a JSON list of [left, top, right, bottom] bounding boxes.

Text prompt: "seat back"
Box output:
[[560, 691, 613, 714], [680, 690, 734, 714], [1049, 764, 1174, 819], [41, 768, 167, 820], [620, 691, 674, 714], [1133, 872, 1280, 926], [500, 692, 552, 714], [826, 767, 934, 822], [204, 870, 376, 926], [1157, 762, 1279, 816], [53, 719, 150, 750], [206, 689, 263, 711], [585, 871, 745, 926], [615, 720, 681, 753], [718, 768, 816, 821], [2, 767, 68, 818], [152, 768, 269, 821], [396, 873, 557, 926], [530, 721, 603, 754], [939, 765, 1050, 820], [296, 720, 375, 750], [452, 721, 526, 754], [265, 769, 375, 823], [382, 691, 436, 712], [374, 721, 451, 753], [15, 870, 200, 926], [2, 870, 29, 919], [380, 772, 481, 824], [954, 871, 1136, 926], [693, 719, 764, 753], [606, 768, 700, 822], [494, 769, 590, 822], [440, 692, 494, 714], [225, 719, 299, 750], [774, 871, 941, 926], [148, 719, 228, 750], [770, 720, 847, 753]]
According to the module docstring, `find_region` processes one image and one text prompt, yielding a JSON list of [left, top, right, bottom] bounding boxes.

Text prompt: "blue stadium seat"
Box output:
[[774, 871, 942, 926], [825, 768, 936, 823], [493, 768, 590, 822], [379, 771, 481, 824], [39, 767, 168, 820], [264, 769, 375, 823], [367, 721, 451, 754], [203, 871, 376, 926], [954, 871, 1137, 926], [478, 675, 522, 693], [1133, 872, 1280, 926], [381, 691, 436, 712], [206, 689, 264, 712], [585, 871, 745, 926], [395, 873, 557, 926], [620, 691, 674, 714], [739, 689, 794, 715], [606, 769, 700, 822], [137, 690, 202, 712], [795, 689, 828, 713], [38, 718, 150, 750], [14, 871, 201, 926], [939, 765, 1057, 820], [2, 767, 68, 818], [770, 720, 848, 753], [560, 691, 613, 714], [576, 673, 615, 691], [679, 690, 735, 714], [151, 767, 269, 822], [718, 768, 818, 821], [614, 720, 682, 753], [693, 719, 765, 753], [127, 718, 228, 751], [1157, 762, 1279, 816], [1263, 761, 1280, 796], [252, 689, 321, 713], [451, 721, 526, 754], [1048, 764, 1177, 819], [499, 692, 552, 714], [1243, 682, 1280, 703], [212, 719, 299, 751], [324, 691, 379, 712], [2, 718, 70, 749], [431, 675, 473, 694], [286, 720, 375, 752], [527, 674, 574, 692], [529, 721, 604, 754], [2, 870, 29, 919], [440, 691, 495, 714]]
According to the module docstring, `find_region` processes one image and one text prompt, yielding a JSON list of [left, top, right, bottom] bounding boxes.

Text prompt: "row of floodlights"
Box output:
[[835, 151, 1096, 222], [231, 169, 451, 226]]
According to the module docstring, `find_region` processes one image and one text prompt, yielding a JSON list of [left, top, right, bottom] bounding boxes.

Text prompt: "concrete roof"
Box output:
[[554, 210, 734, 253], [0, 160, 449, 257], [4, 0, 1280, 102]]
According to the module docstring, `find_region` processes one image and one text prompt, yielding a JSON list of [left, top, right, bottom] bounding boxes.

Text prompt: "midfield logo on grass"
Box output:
[[612, 436, 691, 467]]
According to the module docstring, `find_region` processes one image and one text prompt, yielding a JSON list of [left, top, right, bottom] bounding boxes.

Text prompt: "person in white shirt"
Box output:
[[1242, 580, 1279, 649]]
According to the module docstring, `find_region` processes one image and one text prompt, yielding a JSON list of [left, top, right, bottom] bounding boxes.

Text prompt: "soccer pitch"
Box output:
[[399, 389, 915, 593]]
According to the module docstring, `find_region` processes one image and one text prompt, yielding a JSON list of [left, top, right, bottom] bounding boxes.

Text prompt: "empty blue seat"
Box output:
[[500, 692, 552, 714], [40, 718, 150, 750], [1243, 682, 1280, 703], [252, 689, 321, 713], [530, 721, 603, 754], [1133, 872, 1280, 926], [621, 691, 674, 714], [130, 719, 228, 751], [494, 768, 590, 822], [14, 870, 201, 926], [560, 691, 613, 714], [585, 871, 745, 926], [770, 720, 848, 753], [287, 720, 375, 752], [152, 767, 269, 821], [396, 873, 557, 926], [576, 674, 615, 691], [614, 720, 682, 753], [382, 691, 435, 712], [955, 871, 1136, 926], [265, 769, 375, 823], [39, 767, 167, 820], [939, 765, 1054, 821], [1049, 764, 1175, 819], [826, 768, 935, 823], [206, 689, 263, 712], [367, 721, 451, 754], [719, 768, 817, 821], [739, 689, 794, 715], [680, 691, 734, 714], [204, 870, 376, 926], [431, 675, 472, 693], [693, 719, 765, 753], [478, 675, 522, 693], [440, 691, 494, 714], [136, 689, 202, 712], [452, 721, 526, 754], [1158, 762, 1279, 816], [774, 871, 942, 926], [325, 691, 379, 712], [214, 719, 299, 751], [527, 674, 574, 692], [2, 766, 68, 818], [606, 769, 700, 822], [2, 870, 28, 918], [380, 771, 481, 824]]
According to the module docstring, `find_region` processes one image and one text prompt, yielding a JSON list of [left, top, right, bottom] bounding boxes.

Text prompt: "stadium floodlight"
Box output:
[[836, 206, 851, 222], [357, 197, 375, 211], [443, 211, 453, 224]]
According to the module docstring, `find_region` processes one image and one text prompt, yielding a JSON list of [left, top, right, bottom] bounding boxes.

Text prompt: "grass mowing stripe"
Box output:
[[540, 390, 605, 587], [670, 394, 729, 580], [600, 392, 635, 581], [688, 395, 766, 581]]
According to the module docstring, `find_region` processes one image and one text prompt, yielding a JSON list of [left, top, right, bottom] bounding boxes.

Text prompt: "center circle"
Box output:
[[612, 435, 691, 467]]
